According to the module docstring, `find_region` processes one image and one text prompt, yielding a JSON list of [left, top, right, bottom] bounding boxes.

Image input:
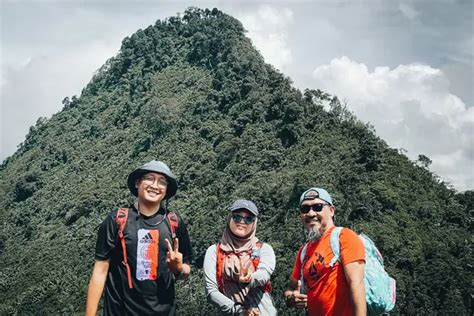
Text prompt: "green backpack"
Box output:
[[330, 227, 396, 315]]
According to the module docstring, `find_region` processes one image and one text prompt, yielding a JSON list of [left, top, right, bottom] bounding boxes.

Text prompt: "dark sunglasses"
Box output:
[[231, 214, 256, 224], [300, 203, 328, 214]]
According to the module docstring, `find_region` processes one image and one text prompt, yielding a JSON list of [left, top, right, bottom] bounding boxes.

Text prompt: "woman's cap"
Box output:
[[229, 199, 259, 216]]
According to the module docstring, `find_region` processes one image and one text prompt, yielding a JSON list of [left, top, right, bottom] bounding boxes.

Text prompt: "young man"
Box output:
[[86, 160, 192, 315], [284, 188, 366, 316]]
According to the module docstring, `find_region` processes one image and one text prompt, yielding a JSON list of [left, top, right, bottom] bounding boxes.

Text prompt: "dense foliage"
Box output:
[[0, 8, 471, 315]]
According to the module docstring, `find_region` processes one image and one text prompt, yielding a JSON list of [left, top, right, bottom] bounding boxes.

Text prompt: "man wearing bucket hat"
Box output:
[[86, 160, 192, 316], [284, 188, 366, 316]]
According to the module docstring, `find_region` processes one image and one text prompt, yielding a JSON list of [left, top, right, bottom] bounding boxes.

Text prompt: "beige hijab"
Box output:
[[219, 215, 259, 303]]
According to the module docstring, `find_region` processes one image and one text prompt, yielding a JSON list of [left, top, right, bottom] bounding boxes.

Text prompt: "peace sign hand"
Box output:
[[165, 238, 183, 274], [239, 260, 252, 284]]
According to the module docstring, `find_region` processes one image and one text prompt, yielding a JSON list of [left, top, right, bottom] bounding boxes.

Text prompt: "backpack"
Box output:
[[115, 207, 179, 289], [216, 241, 272, 293], [299, 227, 396, 315], [330, 227, 396, 315]]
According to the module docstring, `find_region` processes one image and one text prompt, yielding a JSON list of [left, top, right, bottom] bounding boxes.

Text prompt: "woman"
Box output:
[[204, 199, 277, 315]]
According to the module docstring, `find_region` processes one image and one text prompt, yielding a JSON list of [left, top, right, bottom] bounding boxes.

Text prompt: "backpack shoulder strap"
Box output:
[[167, 211, 179, 239], [115, 208, 133, 289], [116, 208, 129, 237], [252, 241, 272, 293], [329, 226, 343, 267], [299, 242, 308, 294], [299, 243, 308, 265], [215, 243, 225, 292]]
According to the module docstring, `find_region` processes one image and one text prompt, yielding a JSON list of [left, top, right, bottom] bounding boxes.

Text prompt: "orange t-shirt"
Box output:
[[291, 226, 365, 316]]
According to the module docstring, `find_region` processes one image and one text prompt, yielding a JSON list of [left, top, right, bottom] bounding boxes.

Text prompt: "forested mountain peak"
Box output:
[[0, 8, 471, 314]]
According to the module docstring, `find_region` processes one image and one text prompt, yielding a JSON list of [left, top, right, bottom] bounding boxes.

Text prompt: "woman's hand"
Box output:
[[243, 307, 260, 316], [239, 260, 252, 283]]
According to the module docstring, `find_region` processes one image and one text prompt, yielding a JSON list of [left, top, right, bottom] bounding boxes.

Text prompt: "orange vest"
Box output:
[[216, 241, 272, 293]]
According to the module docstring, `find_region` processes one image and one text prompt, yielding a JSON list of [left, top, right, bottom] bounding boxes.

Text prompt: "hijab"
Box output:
[[219, 214, 259, 303]]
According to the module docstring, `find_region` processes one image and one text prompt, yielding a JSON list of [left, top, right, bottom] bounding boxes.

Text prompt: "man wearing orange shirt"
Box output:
[[284, 187, 366, 316]]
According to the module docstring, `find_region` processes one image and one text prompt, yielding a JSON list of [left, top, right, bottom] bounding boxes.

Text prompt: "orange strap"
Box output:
[[167, 211, 179, 239], [116, 208, 133, 289], [216, 244, 225, 291], [251, 242, 272, 293]]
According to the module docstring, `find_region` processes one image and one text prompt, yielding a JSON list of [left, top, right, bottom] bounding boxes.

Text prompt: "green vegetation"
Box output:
[[0, 8, 471, 315]]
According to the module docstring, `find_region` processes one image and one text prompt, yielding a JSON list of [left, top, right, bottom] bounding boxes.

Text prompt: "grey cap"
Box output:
[[229, 199, 259, 216], [127, 160, 178, 199]]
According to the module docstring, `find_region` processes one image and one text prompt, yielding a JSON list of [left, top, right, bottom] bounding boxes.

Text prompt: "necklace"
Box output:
[[136, 202, 167, 226]]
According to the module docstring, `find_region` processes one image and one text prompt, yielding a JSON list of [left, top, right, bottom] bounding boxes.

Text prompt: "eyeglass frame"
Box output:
[[140, 173, 168, 187]]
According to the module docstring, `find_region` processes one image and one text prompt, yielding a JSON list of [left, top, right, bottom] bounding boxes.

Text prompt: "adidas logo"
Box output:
[[139, 232, 154, 243]]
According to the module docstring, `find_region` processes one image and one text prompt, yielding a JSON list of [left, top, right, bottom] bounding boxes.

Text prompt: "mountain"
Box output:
[[0, 8, 471, 315]]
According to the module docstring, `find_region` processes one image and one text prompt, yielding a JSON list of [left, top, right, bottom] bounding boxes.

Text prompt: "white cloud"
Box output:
[[1, 40, 116, 160], [398, 3, 419, 20], [312, 56, 474, 191], [237, 5, 293, 71], [1, 2, 471, 192]]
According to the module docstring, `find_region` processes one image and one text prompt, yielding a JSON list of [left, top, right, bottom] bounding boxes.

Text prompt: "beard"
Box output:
[[306, 226, 323, 242]]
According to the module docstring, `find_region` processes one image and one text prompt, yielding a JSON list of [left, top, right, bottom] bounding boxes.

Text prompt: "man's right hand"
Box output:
[[285, 280, 307, 309], [165, 238, 183, 274], [85, 260, 110, 316]]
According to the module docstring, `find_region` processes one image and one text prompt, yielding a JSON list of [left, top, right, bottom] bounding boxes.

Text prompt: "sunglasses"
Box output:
[[300, 203, 329, 214], [231, 214, 256, 224]]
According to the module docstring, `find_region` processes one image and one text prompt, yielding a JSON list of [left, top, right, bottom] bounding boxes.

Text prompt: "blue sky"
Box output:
[[1, 0, 473, 190]]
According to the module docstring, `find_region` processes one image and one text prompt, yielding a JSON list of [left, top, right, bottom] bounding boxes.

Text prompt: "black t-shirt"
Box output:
[[95, 206, 192, 316]]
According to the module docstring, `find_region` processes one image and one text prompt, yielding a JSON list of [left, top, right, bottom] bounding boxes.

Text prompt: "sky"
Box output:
[[1, 0, 473, 191]]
